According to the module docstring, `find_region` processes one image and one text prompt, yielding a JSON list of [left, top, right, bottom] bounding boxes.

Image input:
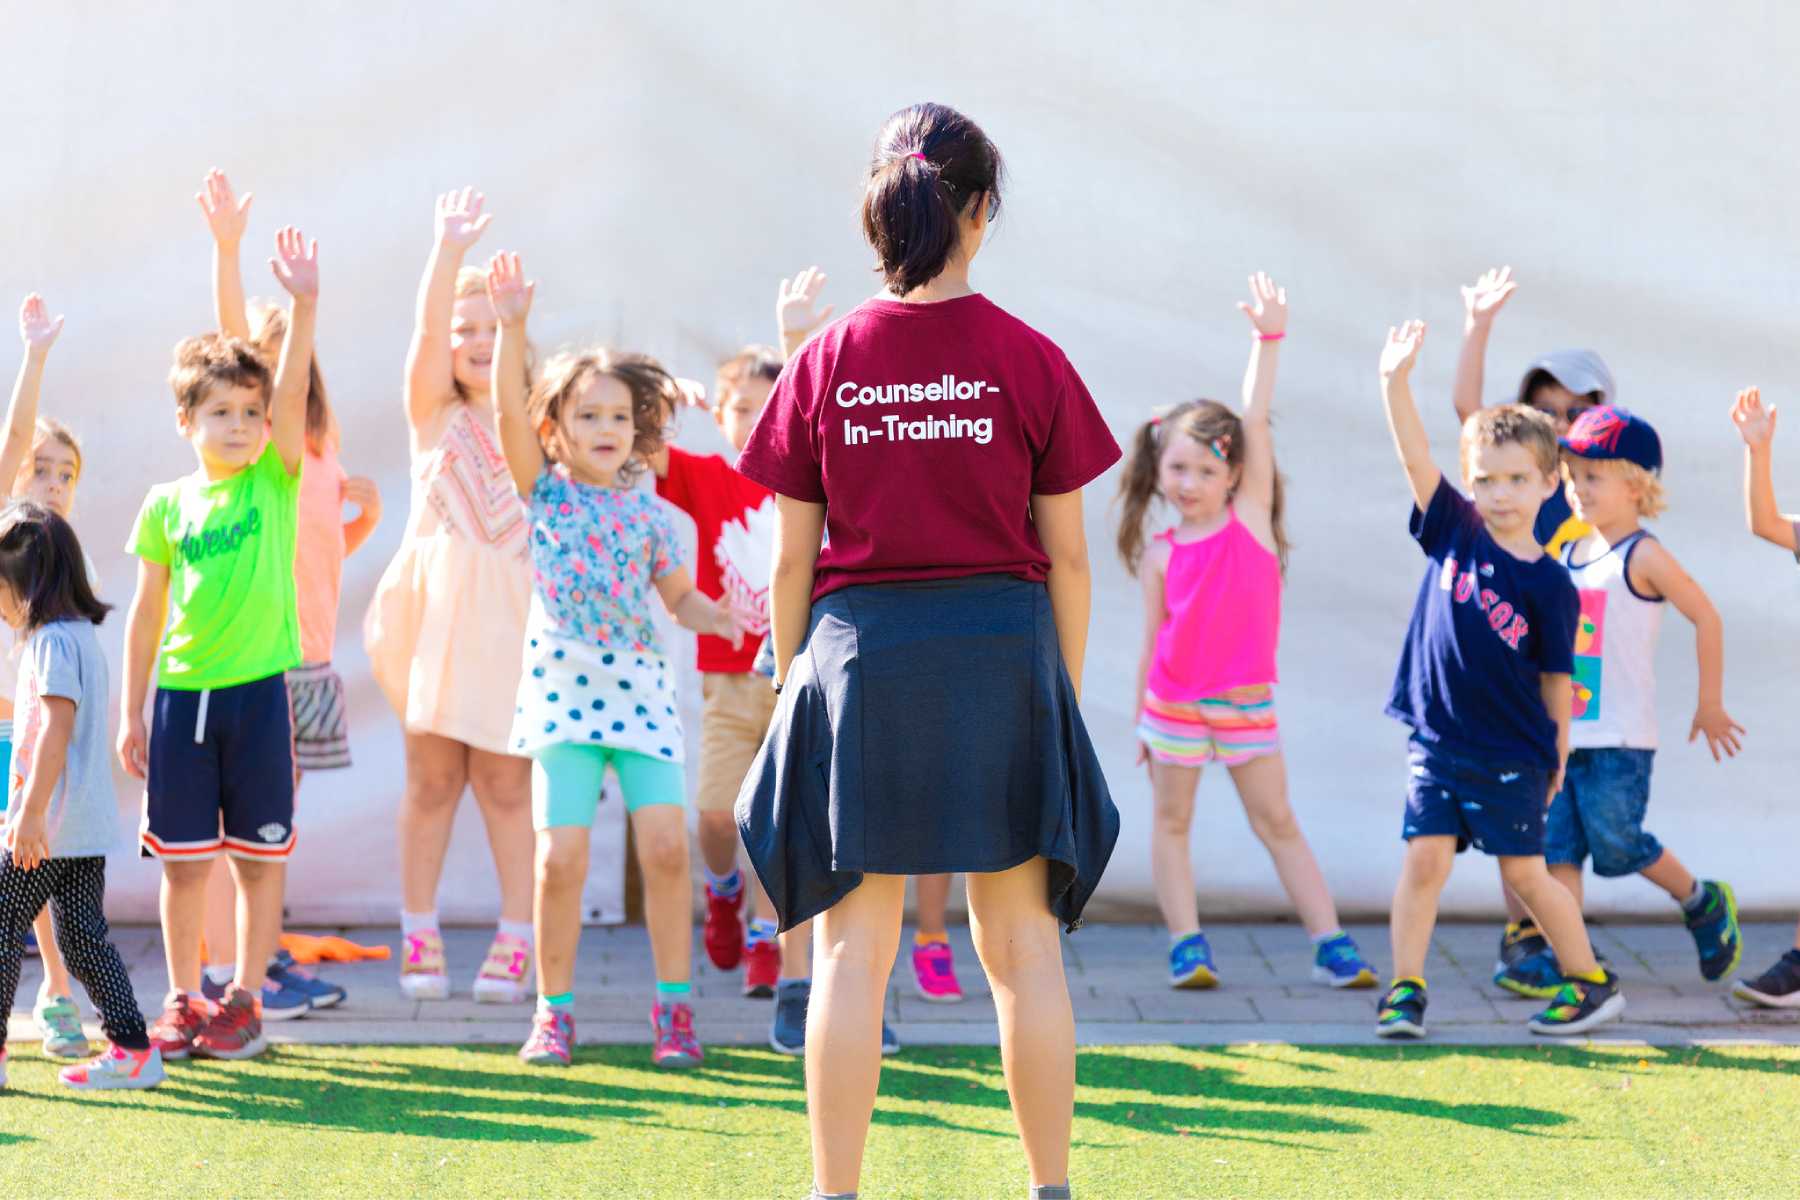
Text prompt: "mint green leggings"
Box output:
[[531, 743, 687, 830]]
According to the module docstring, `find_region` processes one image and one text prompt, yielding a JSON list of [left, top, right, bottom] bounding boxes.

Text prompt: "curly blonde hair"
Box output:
[[1563, 456, 1667, 518]]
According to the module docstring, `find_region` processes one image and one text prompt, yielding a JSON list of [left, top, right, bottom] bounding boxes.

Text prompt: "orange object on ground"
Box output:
[[278, 932, 392, 964]]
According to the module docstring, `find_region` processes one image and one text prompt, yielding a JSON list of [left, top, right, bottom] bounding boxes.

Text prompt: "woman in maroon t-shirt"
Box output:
[[734, 102, 1120, 1200]]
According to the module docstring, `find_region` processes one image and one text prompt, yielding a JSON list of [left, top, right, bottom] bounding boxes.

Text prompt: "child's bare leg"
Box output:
[[203, 855, 236, 974], [1150, 762, 1202, 936], [1501, 877, 1531, 923], [1640, 850, 1697, 904], [631, 805, 692, 985], [160, 859, 211, 994], [227, 857, 285, 991], [1228, 753, 1339, 937], [1390, 836, 1455, 979], [916, 873, 953, 938], [1499, 856, 1599, 977], [33, 910, 73, 997], [781, 921, 811, 979], [467, 748, 535, 926], [399, 732, 468, 917], [1549, 863, 1585, 911], [533, 827, 589, 997]]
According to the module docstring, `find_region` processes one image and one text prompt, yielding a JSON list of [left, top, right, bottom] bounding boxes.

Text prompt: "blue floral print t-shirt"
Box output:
[[509, 465, 687, 762]]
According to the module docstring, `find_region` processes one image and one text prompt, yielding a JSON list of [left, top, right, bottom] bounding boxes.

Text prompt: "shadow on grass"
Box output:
[[1335, 1042, 1800, 1081]]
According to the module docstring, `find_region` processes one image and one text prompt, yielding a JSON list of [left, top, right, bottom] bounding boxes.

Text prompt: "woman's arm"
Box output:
[[1, 294, 63, 494], [405, 189, 491, 431], [485, 253, 544, 496], [1030, 488, 1093, 699], [197, 168, 253, 340], [769, 495, 826, 687]]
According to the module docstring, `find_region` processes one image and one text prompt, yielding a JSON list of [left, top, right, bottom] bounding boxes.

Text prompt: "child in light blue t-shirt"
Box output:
[[0, 502, 163, 1090]]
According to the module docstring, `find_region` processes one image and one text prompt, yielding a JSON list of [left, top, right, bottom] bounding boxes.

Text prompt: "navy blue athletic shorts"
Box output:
[[140, 672, 296, 862]]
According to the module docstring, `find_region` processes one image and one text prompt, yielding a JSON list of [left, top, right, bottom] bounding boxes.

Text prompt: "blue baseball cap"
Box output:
[[1560, 405, 1662, 473]]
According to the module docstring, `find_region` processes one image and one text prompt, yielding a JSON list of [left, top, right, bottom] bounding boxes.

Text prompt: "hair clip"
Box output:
[[1209, 434, 1232, 460], [910, 151, 928, 161], [1149, 415, 1163, 427]]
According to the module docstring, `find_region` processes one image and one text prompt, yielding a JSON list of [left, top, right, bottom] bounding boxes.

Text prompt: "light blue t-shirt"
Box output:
[[8, 620, 116, 858]]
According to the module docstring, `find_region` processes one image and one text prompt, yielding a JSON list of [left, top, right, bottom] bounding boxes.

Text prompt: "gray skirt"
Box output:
[[734, 574, 1118, 933]]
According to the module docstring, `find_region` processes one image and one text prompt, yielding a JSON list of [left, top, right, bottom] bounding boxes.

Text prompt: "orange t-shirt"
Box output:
[[294, 443, 348, 664]]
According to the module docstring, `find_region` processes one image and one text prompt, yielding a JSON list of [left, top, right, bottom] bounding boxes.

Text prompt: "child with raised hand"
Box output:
[[121, 225, 318, 1062], [1117, 274, 1374, 992], [195, 169, 382, 1017], [485, 252, 748, 1070], [1547, 405, 1745, 981], [0, 504, 163, 1090], [362, 188, 534, 1005], [1378, 319, 1623, 1038], [0, 295, 93, 1060], [1728, 386, 1800, 1006], [1452, 265, 1623, 996]]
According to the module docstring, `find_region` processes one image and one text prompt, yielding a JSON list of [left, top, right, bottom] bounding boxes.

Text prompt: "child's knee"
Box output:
[[1497, 855, 1549, 894], [162, 859, 212, 890], [536, 833, 589, 890], [1245, 800, 1301, 845], [636, 821, 689, 878]]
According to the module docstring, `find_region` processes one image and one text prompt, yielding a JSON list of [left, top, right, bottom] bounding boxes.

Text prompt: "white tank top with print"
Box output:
[[1566, 531, 1663, 750]]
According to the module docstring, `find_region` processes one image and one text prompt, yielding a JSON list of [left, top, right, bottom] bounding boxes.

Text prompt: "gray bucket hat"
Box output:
[[1518, 348, 1616, 405]]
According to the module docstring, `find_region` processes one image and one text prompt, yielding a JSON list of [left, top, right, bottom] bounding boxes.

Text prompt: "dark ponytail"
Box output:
[[860, 103, 1003, 297]]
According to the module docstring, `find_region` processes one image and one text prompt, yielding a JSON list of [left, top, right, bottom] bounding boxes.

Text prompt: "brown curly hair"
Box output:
[[169, 333, 271, 413], [529, 349, 679, 485]]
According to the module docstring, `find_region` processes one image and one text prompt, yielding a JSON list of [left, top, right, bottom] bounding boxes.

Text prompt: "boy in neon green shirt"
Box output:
[[118, 226, 318, 1061]]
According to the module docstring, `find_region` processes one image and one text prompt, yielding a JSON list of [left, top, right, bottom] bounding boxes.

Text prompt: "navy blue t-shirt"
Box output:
[[1534, 485, 1582, 549], [1386, 477, 1580, 770]]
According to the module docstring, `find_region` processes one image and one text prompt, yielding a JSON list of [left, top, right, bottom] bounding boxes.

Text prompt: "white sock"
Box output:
[[204, 963, 236, 986], [497, 918, 534, 944], [401, 910, 439, 937]]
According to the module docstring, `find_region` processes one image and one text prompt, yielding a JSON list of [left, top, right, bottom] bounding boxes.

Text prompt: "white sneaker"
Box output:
[[60, 1043, 165, 1090]]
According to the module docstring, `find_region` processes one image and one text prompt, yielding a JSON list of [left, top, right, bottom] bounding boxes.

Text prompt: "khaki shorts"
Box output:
[[695, 671, 780, 813]]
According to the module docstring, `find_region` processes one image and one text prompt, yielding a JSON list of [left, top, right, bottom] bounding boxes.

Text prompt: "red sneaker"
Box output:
[[148, 991, 210, 1062], [703, 883, 746, 971], [193, 984, 267, 1060], [651, 1001, 704, 1069], [742, 938, 779, 998]]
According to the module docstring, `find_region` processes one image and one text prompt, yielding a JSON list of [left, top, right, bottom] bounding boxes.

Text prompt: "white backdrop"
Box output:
[[4, 3, 1799, 923]]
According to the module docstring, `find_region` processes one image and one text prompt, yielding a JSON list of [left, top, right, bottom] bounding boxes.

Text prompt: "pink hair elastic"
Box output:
[[1256, 331, 1286, 342], [910, 151, 928, 161]]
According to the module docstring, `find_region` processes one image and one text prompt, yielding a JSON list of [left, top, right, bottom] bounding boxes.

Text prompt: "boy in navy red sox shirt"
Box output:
[[1374, 319, 1624, 1039]]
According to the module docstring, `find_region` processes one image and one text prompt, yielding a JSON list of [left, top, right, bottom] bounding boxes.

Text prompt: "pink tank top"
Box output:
[[1146, 510, 1281, 701]]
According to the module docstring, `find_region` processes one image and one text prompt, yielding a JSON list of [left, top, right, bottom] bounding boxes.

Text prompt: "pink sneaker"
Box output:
[[400, 930, 450, 1001], [473, 933, 534, 1004], [911, 939, 965, 1003], [60, 1043, 166, 1090], [519, 1009, 575, 1067], [651, 1001, 704, 1069]]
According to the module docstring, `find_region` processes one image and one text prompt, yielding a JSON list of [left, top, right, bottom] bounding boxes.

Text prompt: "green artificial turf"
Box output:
[[0, 1042, 1793, 1198]]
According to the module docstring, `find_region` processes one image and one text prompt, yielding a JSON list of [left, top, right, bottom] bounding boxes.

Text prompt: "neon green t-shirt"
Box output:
[[127, 443, 302, 690]]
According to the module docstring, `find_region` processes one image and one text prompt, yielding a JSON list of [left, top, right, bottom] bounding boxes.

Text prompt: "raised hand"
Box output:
[[776, 266, 834, 340], [270, 226, 319, 300], [18, 293, 64, 353], [1731, 386, 1777, 449], [435, 187, 492, 251], [674, 377, 709, 409], [484, 252, 534, 325], [196, 168, 253, 248], [1689, 704, 1746, 761], [1236, 271, 1288, 337], [1461, 266, 1518, 329], [1380, 320, 1427, 380]]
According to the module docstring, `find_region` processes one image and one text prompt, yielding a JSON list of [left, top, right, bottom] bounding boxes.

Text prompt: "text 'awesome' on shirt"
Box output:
[[1386, 477, 1579, 771], [736, 295, 1121, 601]]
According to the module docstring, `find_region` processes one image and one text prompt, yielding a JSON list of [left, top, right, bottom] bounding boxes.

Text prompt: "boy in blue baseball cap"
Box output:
[[1518, 404, 1746, 991]]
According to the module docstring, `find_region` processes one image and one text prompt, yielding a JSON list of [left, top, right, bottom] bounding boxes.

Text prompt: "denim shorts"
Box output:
[[1402, 737, 1548, 858], [1545, 747, 1660, 876]]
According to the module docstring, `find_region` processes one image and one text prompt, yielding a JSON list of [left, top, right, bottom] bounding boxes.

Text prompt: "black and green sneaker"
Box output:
[[1527, 968, 1625, 1036], [1493, 919, 1562, 999], [1376, 978, 1427, 1039], [1684, 880, 1743, 982]]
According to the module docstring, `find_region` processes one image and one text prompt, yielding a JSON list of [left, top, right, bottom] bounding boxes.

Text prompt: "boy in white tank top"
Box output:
[[1525, 406, 1746, 987]]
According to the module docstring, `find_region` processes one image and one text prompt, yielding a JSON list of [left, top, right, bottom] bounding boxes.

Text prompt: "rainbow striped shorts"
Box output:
[[1136, 684, 1279, 768]]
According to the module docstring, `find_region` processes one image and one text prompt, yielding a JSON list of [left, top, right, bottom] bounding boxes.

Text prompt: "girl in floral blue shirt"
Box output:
[[484, 253, 748, 1071]]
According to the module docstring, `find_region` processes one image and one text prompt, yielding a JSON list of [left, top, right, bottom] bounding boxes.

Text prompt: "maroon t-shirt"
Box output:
[[737, 294, 1120, 601]]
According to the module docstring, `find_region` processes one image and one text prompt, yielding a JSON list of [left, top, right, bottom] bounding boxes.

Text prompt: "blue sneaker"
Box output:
[[268, 949, 347, 1010], [1376, 978, 1427, 1038], [1169, 932, 1218, 989], [1494, 946, 1565, 999], [1684, 880, 1743, 983], [770, 979, 809, 1055], [1311, 932, 1377, 988], [201, 972, 311, 1021]]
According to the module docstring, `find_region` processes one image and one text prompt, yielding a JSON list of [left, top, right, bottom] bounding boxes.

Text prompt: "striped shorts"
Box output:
[[1136, 684, 1279, 768], [287, 661, 351, 772]]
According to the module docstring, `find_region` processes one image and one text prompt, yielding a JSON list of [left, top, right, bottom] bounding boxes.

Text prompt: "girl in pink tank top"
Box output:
[[1115, 274, 1373, 992]]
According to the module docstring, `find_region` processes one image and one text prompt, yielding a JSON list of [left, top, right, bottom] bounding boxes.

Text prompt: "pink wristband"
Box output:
[[1256, 332, 1286, 342]]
